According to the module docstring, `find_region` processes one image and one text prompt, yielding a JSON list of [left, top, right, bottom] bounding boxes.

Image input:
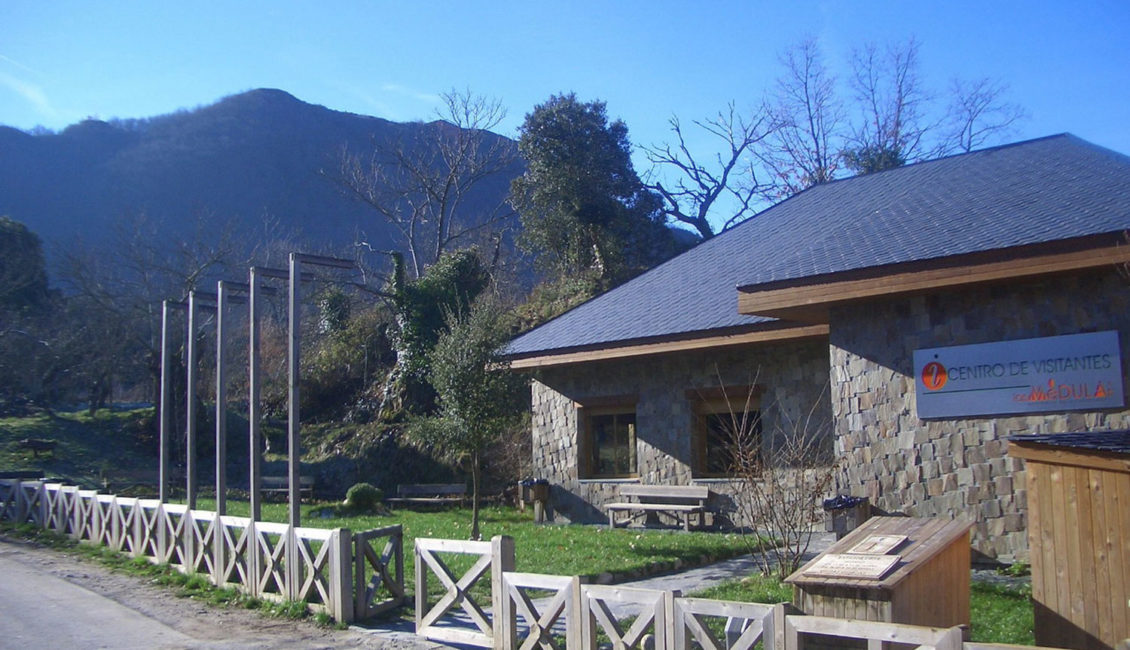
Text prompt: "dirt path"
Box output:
[[0, 535, 447, 649]]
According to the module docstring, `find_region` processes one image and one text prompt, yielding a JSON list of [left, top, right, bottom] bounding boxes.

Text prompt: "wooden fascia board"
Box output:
[[1008, 441, 1130, 474], [737, 243, 1130, 320], [507, 323, 829, 370]]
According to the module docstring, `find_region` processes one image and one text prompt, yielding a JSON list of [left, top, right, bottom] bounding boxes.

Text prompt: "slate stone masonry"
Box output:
[[829, 270, 1130, 561], [530, 341, 831, 526]]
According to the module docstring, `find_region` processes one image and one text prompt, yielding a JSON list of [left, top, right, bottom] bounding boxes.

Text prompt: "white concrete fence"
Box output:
[[0, 479, 405, 623]]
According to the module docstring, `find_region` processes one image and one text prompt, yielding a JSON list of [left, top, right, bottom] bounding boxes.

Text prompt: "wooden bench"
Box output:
[[386, 483, 467, 508], [606, 485, 712, 531], [261, 475, 314, 500]]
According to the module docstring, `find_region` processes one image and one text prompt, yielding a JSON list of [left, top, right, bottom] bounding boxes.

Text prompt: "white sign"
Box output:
[[914, 331, 1124, 419], [804, 553, 900, 580]]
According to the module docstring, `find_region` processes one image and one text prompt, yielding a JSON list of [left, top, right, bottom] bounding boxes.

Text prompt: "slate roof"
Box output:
[[1009, 430, 1130, 455], [506, 134, 1130, 358]]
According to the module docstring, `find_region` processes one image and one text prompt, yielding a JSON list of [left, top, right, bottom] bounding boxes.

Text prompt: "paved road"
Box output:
[[0, 538, 446, 649], [0, 548, 202, 649]]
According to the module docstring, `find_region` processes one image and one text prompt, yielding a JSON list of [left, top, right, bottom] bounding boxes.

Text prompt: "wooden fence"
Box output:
[[2, 482, 1060, 650], [417, 535, 1058, 650], [0, 479, 405, 623]]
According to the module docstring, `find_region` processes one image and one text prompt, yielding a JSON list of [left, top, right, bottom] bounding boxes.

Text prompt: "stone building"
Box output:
[[504, 134, 1130, 561]]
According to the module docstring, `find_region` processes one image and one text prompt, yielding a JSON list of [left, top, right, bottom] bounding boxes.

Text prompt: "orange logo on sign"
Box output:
[[921, 361, 948, 390]]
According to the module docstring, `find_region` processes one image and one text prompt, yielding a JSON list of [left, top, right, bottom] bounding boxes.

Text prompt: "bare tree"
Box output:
[[335, 89, 518, 278], [758, 38, 846, 198], [54, 211, 250, 411], [723, 380, 838, 579], [643, 104, 773, 239], [843, 38, 938, 172], [944, 77, 1027, 153]]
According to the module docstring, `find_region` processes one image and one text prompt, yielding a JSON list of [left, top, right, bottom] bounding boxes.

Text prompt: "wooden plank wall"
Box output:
[[890, 531, 971, 629], [1027, 459, 1130, 649]]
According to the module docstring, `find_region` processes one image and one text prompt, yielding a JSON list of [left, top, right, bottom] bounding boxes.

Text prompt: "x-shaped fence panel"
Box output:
[[354, 525, 405, 619], [0, 480, 17, 519], [19, 481, 44, 526], [501, 572, 580, 650], [134, 499, 163, 559], [113, 498, 141, 554], [294, 527, 335, 606], [215, 515, 253, 587], [71, 490, 95, 540], [188, 509, 218, 575], [160, 504, 190, 568], [581, 584, 672, 650], [415, 536, 514, 649], [255, 521, 290, 597], [44, 484, 74, 534], [672, 597, 774, 650], [94, 494, 118, 546]]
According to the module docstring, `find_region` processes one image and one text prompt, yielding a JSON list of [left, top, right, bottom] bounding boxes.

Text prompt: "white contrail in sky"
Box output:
[[0, 54, 59, 123], [0, 53, 40, 75], [0, 70, 55, 119]]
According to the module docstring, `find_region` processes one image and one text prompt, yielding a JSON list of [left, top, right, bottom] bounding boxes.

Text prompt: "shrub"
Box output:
[[343, 482, 384, 513]]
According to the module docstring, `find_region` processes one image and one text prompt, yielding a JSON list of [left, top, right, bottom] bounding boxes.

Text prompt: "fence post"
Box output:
[[353, 531, 364, 621], [332, 528, 354, 624], [497, 558, 515, 650], [37, 481, 47, 529], [285, 526, 299, 602], [568, 575, 583, 650], [664, 590, 679, 650], [414, 539, 426, 634], [132, 498, 144, 557], [247, 520, 260, 599], [213, 516, 226, 585], [491, 535, 515, 650], [182, 508, 193, 572]]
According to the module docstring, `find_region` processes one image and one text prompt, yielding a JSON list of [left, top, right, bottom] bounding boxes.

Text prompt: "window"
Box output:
[[578, 396, 638, 479], [688, 386, 762, 478]]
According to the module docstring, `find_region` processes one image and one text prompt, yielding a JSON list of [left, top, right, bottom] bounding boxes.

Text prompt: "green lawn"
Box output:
[[0, 409, 157, 488], [190, 498, 752, 582]]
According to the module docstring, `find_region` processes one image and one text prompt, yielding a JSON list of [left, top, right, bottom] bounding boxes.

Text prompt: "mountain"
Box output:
[[0, 89, 522, 266]]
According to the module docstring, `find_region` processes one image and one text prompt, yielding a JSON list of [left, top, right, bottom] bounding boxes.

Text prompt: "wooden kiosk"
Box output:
[[787, 516, 972, 629], [1009, 431, 1130, 650]]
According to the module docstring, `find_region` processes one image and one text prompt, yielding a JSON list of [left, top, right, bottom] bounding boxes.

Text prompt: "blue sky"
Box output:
[[4, 1, 1130, 171]]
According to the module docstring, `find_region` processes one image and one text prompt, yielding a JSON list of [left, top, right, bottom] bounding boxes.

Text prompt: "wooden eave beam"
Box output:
[[507, 323, 829, 370], [737, 241, 1130, 323], [1009, 440, 1130, 474]]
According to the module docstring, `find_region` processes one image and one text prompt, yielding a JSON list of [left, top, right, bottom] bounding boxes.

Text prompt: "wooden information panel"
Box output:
[[803, 553, 900, 580]]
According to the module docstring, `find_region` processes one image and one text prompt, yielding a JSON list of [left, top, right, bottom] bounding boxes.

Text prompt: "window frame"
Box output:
[[687, 385, 763, 479], [577, 395, 639, 480]]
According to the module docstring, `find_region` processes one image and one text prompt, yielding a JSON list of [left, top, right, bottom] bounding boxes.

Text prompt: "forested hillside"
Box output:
[[0, 88, 521, 259]]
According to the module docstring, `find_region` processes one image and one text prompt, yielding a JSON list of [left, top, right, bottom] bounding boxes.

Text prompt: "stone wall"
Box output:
[[529, 340, 831, 525], [830, 270, 1130, 561]]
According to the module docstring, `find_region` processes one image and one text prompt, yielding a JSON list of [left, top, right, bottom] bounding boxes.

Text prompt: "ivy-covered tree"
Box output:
[[380, 248, 491, 417], [510, 93, 679, 285]]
